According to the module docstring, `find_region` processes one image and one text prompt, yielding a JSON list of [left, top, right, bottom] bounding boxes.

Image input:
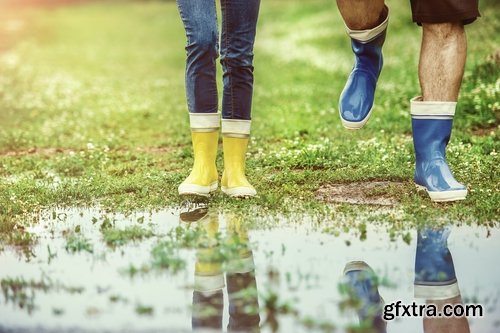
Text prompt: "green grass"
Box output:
[[0, 0, 499, 234], [102, 225, 154, 246], [65, 234, 93, 253], [1, 276, 84, 313]]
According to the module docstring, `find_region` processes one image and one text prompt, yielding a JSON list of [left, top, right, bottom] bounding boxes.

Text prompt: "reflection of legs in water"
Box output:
[[414, 227, 459, 300], [227, 272, 260, 332], [183, 209, 260, 331], [424, 296, 470, 333], [181, 208, 225, 330], [192, 290, 224, 330], [342, 261, 386, 333], [225, 213, 260, 332], [414, 227, 470, 333]]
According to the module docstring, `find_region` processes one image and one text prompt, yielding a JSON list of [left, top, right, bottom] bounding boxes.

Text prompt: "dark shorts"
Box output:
[[410, 0, 480, 25]]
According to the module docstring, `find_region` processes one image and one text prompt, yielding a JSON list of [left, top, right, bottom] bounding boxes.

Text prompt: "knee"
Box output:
[[422, 22, 464, 41], [220, 39, 255, 69], [221, 52, 254, 69], [186, 29, 218, 59]]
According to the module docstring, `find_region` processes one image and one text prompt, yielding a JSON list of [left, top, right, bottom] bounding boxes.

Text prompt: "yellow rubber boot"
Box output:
[[221, 136, 257, 197], [224, 213, 254, 274], [194, 210, 224, 293], [178, 113, 220, 197], [180, 207, 225, 292]]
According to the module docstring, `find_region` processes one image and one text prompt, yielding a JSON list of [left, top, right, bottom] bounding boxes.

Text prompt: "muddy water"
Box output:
[[0, 207, 499, 333]]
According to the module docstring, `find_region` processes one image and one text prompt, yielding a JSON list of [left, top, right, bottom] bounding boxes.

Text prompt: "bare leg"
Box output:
[[424, 296, 470, 333], [410, 23, 468, 201], [336, 0, 385, 30], [419, 23, 467, 102]]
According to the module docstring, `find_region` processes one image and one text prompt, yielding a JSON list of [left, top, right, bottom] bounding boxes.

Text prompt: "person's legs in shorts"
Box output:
[[409, 0, 479, 202]]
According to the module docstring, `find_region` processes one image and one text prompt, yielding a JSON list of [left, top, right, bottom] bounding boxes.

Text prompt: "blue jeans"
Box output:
[[176, 0, 260, 120]]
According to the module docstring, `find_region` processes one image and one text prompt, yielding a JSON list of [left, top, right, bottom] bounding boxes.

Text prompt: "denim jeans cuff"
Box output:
[[189, 112, 220, 132], [221, 119, 251, 137]]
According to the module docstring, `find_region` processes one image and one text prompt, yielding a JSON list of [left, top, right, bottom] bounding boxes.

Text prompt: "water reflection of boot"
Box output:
[[343, 261, 386, 333], [415, 227, 470, 333], [414, 227, 460, 300], [225, 213, 260, 332], [182, 207, 225, 330]]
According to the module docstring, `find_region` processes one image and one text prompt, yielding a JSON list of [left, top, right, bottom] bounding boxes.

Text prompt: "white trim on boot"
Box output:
[[411, 96, 456, 120], [344, 6, 389, 43], [221, 119, 251, 138], [189, 112, 221, 132], [414, 281, 461, 300]]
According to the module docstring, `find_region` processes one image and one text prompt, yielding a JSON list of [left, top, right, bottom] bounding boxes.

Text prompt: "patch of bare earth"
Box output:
[[315, 181, 405, 206], [471, 124, 499, 137]]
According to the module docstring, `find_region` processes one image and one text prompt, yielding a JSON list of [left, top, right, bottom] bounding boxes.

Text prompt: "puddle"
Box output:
[[315, 181, 404, 206], [0, 207, 499, 333]]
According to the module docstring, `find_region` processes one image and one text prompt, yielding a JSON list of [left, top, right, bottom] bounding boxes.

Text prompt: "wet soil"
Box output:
[[315, 181, 405, 206]]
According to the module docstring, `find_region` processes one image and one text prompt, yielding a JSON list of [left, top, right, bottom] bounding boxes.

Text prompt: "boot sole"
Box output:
[[221, 186, 257, 198], [178, 181, 218, 197], [415, 184, 467, 202], [343, 261, 374, 275], [339, 106, 374, 130]]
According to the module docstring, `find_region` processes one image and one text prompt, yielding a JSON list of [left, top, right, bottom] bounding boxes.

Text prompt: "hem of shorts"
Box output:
[[412, 10, 480, 25]]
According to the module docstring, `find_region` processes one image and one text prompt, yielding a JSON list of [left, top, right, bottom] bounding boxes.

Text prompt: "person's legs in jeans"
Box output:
[[220, 0, 261, 197], [177, 0, 221, 197], [410, 0, 479, 202], [336, 0, 389, 129]]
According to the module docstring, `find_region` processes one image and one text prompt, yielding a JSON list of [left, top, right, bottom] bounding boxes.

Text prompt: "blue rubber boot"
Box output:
[[414, 226, 460, 300], [339, 7, 389, 130], [411, 97, 468, 202], [343, 261, 386, 333]]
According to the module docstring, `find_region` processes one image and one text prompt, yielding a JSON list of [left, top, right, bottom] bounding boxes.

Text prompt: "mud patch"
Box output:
[[471, 123, 499, 137], [315, 181, 405, 206]]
